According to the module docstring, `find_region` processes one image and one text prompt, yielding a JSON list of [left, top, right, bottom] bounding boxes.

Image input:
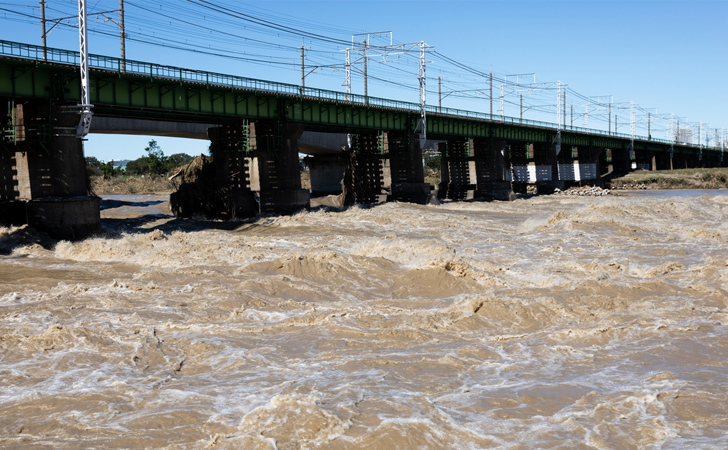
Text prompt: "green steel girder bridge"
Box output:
[[2, 39, 726, 239], [0, 39, 721, 158]]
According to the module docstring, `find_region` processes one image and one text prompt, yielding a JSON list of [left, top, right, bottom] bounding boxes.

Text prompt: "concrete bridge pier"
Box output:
[[1, 100, 99, 240], [551, 143, 611, 191], [533, 142, 564, 194], [556, 145, 579, 187], [437, 138, 471, 200], [252, 120, 310, 214], [304, 154, 346, 197], [573, 146, 603, 186], [473, 137, 513, 200], [386, 131, 431, 204]]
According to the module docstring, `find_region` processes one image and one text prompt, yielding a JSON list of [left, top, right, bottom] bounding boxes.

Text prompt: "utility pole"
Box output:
[[585, 103, 589, 129], [562, 89, 566, 129], [520, 94, 523, 122], [629, 101, 635, 159], [97, 1, 125, 65], [300, 46, 305, 95], [499, 84, 504, 118], [648, 112, 651, 140], [438, 76, 442, 113], [557, 81, 562, 129], [40, 0, 47, 60], [489, 72, 493, 118], [608, 102, 612, 135], [570, 104, 573, 128], [555, 81, 562, 155], [615, 115, 618, 134], [119, 0, 125, 62]]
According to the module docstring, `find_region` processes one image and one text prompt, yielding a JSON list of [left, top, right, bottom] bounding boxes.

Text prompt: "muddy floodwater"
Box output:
[[1, 191, 728, 448]]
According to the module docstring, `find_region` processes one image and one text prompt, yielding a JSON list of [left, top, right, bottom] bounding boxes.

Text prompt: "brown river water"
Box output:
[[1, 191, 728, 449]]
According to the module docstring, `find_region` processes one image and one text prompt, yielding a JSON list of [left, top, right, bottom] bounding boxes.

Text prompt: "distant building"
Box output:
[[676, 128, 693, 144]]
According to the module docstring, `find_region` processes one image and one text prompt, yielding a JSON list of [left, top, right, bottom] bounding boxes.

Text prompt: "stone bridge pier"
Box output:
[[0, 100, 99, 240]]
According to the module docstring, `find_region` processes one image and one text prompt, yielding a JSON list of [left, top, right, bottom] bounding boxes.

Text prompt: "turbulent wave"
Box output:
[[1, 193, 728, 448]]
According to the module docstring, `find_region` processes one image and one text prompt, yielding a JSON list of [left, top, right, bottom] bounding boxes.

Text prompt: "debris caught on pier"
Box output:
[[169, 154, 235, 219], [553, 186, 611, 196]]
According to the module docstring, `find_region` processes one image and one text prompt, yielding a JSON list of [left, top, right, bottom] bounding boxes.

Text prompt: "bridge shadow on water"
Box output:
[[99, 198, 167, 211]]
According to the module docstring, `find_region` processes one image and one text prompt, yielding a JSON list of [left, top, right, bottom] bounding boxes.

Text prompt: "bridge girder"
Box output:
[[0, 47, 711, 160]]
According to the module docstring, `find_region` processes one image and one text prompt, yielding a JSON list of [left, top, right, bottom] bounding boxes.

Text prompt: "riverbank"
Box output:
[[90, 167, 728, 197], [608, 167, 728, 190], [90, 171, 313, 196]]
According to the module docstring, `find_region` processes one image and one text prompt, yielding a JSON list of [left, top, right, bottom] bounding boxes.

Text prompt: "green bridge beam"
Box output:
[[0, 40, 714, 158]]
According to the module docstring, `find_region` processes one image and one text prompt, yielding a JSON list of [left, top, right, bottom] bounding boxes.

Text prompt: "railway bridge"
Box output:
[[1, 40, 724, 238]]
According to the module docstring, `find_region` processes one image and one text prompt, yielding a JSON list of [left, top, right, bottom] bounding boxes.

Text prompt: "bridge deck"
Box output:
[[0, 40, 721, 158]]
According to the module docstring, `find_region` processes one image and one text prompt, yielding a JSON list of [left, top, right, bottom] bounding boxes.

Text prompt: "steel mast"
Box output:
[[76, 0, 93, 137]]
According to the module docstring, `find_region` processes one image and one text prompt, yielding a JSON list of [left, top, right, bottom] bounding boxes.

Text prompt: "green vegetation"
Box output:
[[86, 139, 194, 178], [85, 139, 196, 195], [125, 140, 194, 176], [423, 151, 441, 186]]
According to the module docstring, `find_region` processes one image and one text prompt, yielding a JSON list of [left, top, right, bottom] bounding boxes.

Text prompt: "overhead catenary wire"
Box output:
[[0, 1, 721, 138]]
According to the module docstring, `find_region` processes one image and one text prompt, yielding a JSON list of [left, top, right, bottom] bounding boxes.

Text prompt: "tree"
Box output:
[[144, 139, 168, 175], [85, 156, 102, 177], [123, 141, 194, 176], [423, 152, 441, 172], [126, 156, 151, 176], [101, 160, 121, 179]]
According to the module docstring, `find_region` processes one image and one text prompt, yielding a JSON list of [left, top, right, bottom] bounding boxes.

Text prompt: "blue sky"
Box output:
[[1, 0, 726, 161]]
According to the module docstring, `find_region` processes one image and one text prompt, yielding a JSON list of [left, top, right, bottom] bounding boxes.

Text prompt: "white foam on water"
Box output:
[[3, 193, 728, 447]]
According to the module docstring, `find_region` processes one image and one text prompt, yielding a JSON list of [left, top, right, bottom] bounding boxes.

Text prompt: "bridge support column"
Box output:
[[654, 151, 672, 170], [251, 120, 310, 214], [386, 131, 430, 204], [533, 142, 564, 194], [556, 145, 578, 187], [633, 145, 655, 171], [508, 142, 530, 194], [473, 138, 513, 200], [610, 144, 632, 175], [437, 138, 471, 200], [575, 146, 602, 186], [303, 154, 345, 197], [0, 100, 99, 239], [204, 123, 258, 219], [342, 132, 384, 205]]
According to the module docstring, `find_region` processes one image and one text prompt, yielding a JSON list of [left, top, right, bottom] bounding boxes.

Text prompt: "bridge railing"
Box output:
[[1, 40, 718, 151]]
